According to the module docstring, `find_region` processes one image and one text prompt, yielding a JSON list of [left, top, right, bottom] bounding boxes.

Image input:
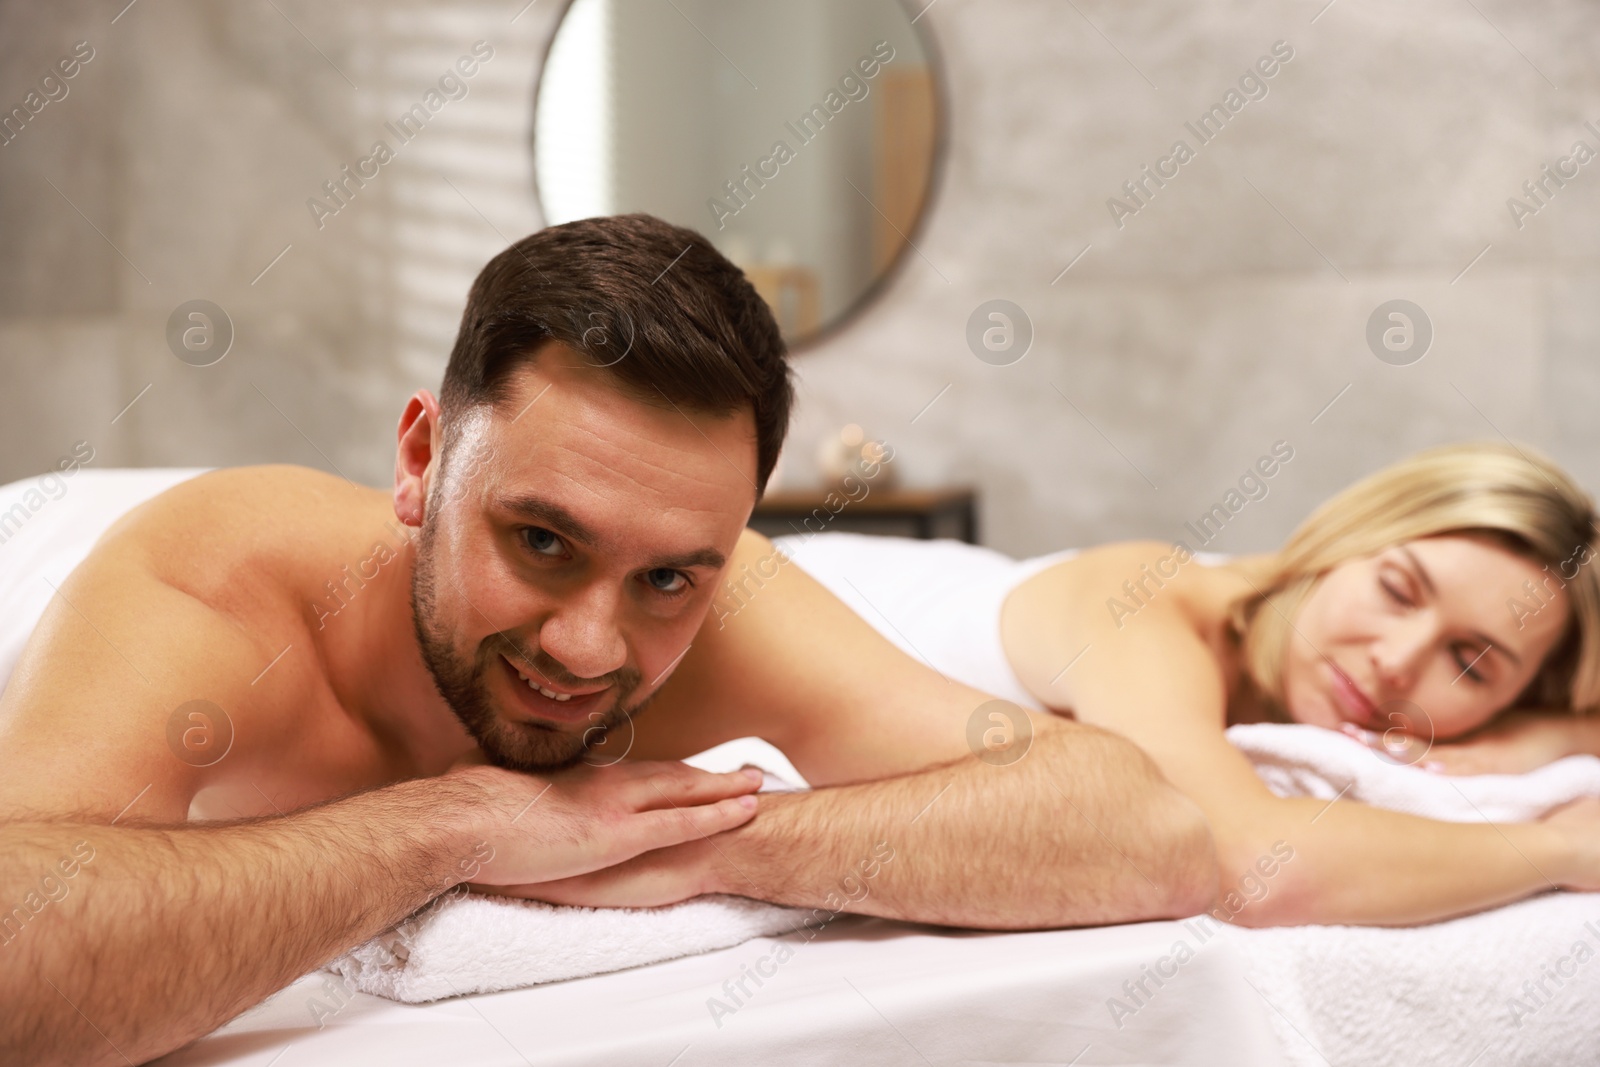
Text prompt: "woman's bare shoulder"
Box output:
[[1003, 539, 1258, 697], [1014, 539, 1215, 604]]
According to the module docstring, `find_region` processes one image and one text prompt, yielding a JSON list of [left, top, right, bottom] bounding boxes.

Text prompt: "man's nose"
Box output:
[[537, 581, 627, 681]]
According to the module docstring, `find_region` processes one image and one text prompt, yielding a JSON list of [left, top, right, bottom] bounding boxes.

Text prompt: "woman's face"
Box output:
[[1280, 535, 1571, 741]]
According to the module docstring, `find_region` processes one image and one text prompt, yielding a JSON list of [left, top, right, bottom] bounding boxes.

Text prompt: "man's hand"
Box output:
[[476, 835, 719, 908], [456, 760, 761, 887]]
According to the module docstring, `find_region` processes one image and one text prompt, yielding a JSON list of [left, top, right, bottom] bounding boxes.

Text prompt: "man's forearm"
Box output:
[[0, 776, 481, 1067], [706, 719, 1216, 929]]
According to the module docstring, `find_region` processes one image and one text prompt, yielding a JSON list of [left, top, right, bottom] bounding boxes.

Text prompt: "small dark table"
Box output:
[[750, 486, 979, 544]]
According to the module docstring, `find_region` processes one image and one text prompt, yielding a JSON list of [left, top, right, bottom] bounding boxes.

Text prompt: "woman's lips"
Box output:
[[1326, 662, 1380, 727], [500, 654, 609, 725]]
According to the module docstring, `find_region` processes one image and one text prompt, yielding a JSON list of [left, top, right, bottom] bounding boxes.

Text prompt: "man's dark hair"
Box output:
[[440, 213, 792, 496]]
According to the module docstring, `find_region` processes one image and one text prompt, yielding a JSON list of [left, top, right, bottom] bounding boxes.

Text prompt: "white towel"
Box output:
[[323, 738, 819, 1003], [1227, 721, 1600, 822], [1222, 722, 1600, 1067]]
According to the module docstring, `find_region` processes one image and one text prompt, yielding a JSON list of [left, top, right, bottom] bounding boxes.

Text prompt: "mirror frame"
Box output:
[[529, 0, 950, 356]]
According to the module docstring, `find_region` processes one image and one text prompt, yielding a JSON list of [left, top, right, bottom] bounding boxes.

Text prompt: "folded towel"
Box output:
[[1222, 722, 1600, 1067], [1227, 721, 1600, 822], [323, 738, 819, 1002]]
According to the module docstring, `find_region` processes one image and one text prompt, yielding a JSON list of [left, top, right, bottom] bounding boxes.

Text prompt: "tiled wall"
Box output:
[[3, 0, 1598, 557]]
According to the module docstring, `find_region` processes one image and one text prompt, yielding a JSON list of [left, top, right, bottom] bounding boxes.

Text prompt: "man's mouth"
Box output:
[[500, 654, 611, 724], [1325, 661, 1380, 727]]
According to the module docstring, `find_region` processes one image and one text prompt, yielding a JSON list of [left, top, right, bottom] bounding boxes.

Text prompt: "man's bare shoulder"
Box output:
[[101, 465, 385, 589], [0, 466, 400, 821], [74, 464, 414, 641], [635, 527, 996, 782]]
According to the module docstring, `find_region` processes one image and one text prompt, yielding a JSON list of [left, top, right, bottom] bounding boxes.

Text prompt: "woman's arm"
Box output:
[[1014, 559, 1596, 926], [1366, 709, 1600, 776]]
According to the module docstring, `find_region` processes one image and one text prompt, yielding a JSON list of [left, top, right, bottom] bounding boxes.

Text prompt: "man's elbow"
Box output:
[[1135, 781, 1218, 918], [1046, 723, 1218, 923]]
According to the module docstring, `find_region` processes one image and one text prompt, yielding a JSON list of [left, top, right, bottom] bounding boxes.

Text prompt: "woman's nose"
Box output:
[[1371, 616, 1436, 693]]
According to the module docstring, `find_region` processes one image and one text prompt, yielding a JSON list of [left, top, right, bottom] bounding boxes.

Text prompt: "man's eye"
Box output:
[[523, 527, 564, 556], [645, 568, 688, 595]]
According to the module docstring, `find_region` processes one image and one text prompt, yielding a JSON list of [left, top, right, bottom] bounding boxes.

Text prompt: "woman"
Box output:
[[774, 441, 1600, 926]]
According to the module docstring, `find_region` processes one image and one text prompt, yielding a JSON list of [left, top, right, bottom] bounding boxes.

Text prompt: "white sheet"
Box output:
[[1233, 893, 1600, 1067], [769, 532, 1229, 713], [769, 531, 1077, 711], [158, 916, 1286, 1066]]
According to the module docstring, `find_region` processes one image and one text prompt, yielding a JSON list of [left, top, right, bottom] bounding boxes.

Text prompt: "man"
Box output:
[[0, 214, 1214, 1066]]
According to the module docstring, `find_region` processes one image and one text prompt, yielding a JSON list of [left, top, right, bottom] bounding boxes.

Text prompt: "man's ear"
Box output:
[[395, 390, 443, 528]]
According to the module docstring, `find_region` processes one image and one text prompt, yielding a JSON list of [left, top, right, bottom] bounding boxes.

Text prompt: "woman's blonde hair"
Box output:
[[1228, 441, 1600, 715]]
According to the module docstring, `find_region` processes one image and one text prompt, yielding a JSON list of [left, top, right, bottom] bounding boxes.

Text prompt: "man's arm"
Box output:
[[704, 715, 1215, 927], [519, 715, 1214, 925], [1, 762, 762, 1067]]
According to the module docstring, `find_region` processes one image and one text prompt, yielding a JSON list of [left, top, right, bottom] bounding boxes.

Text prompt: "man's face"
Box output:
[[409, 347, 758, 771]]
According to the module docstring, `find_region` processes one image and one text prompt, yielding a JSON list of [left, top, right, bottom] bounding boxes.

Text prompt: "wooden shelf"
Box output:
[[751, 486, 978, 544]]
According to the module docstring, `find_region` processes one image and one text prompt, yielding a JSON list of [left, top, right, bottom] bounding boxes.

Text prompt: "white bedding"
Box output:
[[1232, 893, 1600, 1067], [158, 916, 1286, 1067]]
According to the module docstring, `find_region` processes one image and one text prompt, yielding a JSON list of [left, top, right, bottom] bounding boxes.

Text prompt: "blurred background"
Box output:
[[3, 0, 1599, 558]]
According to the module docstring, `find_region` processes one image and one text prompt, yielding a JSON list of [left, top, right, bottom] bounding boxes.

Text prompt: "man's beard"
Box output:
[[409, 513, 645, 771]]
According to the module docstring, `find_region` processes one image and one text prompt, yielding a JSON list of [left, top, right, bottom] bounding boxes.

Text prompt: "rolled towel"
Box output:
[[323, 738, 818, 1003], [1226, 721, 1600, 822]]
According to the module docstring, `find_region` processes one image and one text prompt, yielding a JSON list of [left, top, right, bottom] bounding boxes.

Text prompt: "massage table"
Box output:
[[156, 916, 1285, 1066], [7, 471, 1598, 1066]]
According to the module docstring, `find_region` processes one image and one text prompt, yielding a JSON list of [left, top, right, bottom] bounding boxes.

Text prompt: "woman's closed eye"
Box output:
[[1452, 644, 1489, 684], [1379, 575, 1414, 607], [1379, 568, 1490, 682]]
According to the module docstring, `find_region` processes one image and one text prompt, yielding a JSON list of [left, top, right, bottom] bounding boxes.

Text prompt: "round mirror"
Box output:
[[534, 0, 942, 349]]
